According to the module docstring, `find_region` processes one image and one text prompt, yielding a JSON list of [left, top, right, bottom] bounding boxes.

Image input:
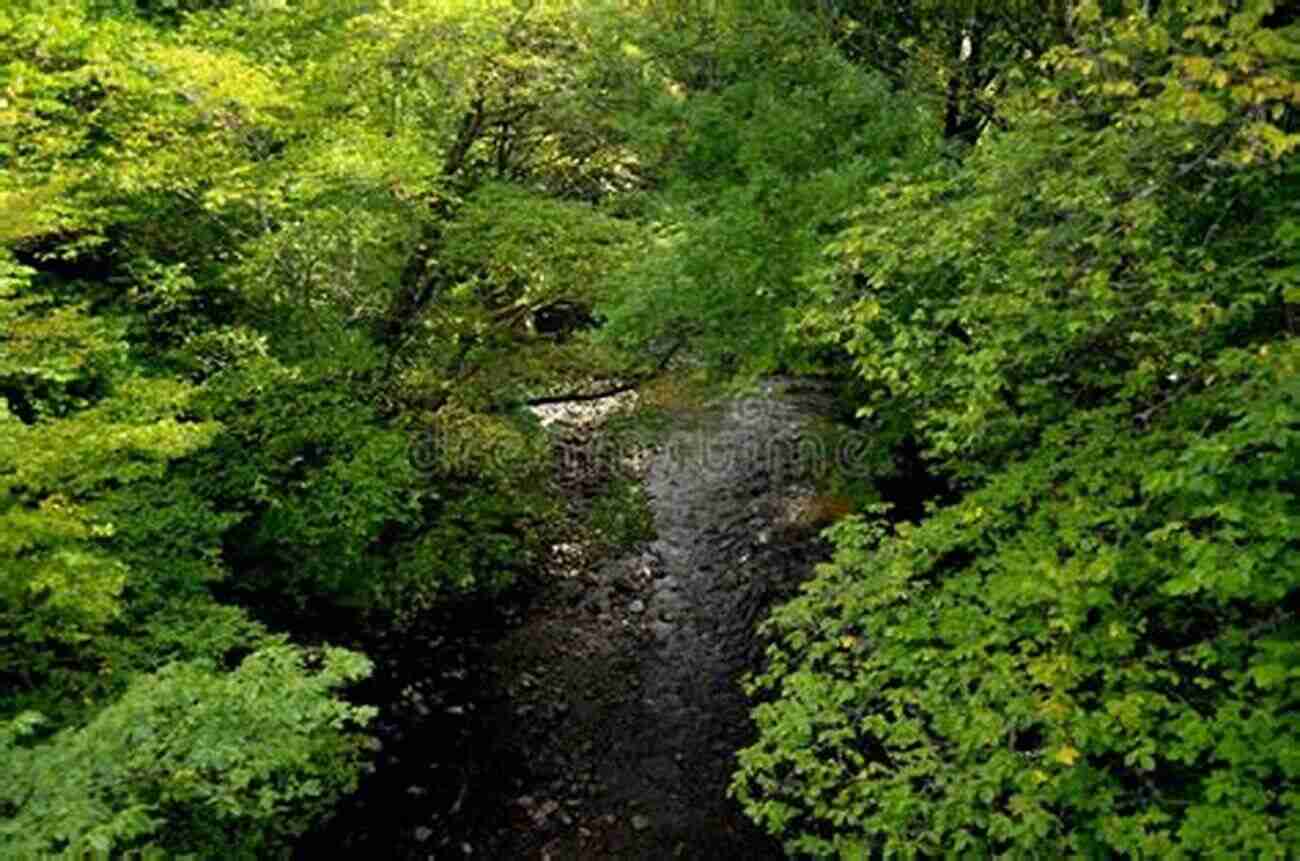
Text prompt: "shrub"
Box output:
[[1, 645, 375, 859], [736, 5, 1300, 855], [734, 343, 1300, 858]]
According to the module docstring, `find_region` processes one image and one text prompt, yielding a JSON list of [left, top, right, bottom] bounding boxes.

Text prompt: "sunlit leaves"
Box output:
[[1041, 0, 1300, 163], [0, 646, 375, 859], [736, 2, 1300, 856], [738, 381, 1300, 855], [442, 182, 640, 312]]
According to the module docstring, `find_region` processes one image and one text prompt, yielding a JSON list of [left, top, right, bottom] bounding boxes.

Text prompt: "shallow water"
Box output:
[[299, 380, 834, 858]]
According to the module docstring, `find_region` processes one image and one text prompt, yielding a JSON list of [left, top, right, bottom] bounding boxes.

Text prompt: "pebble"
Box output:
[[330, 384, 828, 857]]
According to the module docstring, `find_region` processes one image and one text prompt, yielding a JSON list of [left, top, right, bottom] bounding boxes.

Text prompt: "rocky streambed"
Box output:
[[300, 379, 836, 859]]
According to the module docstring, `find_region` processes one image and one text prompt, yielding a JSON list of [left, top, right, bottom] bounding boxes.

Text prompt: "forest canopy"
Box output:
[[2, 0, 1298, 856]]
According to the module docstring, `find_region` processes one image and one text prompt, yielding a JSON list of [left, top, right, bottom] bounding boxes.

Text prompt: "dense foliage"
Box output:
[[3, 0, 1299, 855], [2, 0, 651, 853], [2, 646, 375, 858], [729, 1, 1300, 857]]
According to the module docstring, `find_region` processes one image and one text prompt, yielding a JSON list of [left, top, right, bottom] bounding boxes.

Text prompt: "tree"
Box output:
[[593, 0, 934, 377], [1, 646, 375, 859], [808, 0, 1071, 141], [2, 0, 650, 847], [734, 2, 1300, 855]]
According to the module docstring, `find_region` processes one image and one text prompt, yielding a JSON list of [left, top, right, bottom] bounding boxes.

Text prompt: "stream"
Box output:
[[299, 379, 835, 859]]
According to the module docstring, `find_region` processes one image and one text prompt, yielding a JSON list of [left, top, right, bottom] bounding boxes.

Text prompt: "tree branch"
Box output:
[[443, 94, 486, 177]]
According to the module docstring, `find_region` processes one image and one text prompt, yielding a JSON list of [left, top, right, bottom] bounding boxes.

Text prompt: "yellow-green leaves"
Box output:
[[737, 4, 1300, 856], [0, 4, 288, 244], [1044, 1, 1300, 163], [0, 362, 220, 657], [0, 499, 127, 642], [442, 182, 640, 312], [1053, 745, 1082, 767]]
